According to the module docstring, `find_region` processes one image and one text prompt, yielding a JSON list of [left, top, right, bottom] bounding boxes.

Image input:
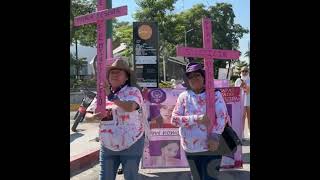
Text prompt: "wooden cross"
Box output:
[[73, 1, 127, 113], [176, 18, 240, 134]]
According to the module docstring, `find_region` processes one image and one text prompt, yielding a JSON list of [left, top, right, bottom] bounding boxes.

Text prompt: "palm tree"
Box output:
[[245, 41, 250, 63], [244, 50, 250, 58], [244, 50, 250, 65], [234, 61, 249, 75]]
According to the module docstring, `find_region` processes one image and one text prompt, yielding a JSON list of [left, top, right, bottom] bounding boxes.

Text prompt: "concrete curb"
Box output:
[[70, 147, 100, 176]]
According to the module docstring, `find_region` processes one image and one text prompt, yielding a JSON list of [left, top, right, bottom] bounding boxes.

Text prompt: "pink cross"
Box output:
[[176, 18, 240, 134], [73, 1, 127, 114]]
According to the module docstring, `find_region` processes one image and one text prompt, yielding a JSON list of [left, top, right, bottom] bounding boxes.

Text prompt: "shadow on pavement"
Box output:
[[70, 132, 84, 143], [70, 161, 99, 178], [138, 169, 249, 180], [242, 153, 250, 164], [75, 129, 86, 132], [219, 170, 250, 180], [139, 171, 192, 180]]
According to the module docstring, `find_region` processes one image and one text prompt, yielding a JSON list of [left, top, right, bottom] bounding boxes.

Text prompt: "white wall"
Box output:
[[70, 44, 96, 75]]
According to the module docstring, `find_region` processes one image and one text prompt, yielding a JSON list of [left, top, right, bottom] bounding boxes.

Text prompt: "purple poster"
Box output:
[[142, 86, 243, 169], [142, 130, 188, 168]]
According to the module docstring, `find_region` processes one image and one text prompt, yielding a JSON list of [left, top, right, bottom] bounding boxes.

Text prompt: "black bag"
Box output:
[[217, 124, 242, 155]]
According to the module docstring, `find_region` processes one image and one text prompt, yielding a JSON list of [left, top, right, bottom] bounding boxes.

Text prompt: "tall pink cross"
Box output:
[[176, 18, 240, 134], [73, 1, 127, 114]]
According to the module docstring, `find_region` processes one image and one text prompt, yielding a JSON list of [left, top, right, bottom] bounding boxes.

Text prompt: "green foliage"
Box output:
[[234, 60, 249, 76], [113, 21, 133, 58], [134, 1, 249, 79], [159, 81, 174, 88], [245, 50, 250, 58], [71, 0, 97, 47], [71, 78, 97, 89], [70, 1, 249, 81]]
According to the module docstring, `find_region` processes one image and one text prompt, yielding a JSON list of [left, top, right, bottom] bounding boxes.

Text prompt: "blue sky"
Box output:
[[113, 0, 250, 62]]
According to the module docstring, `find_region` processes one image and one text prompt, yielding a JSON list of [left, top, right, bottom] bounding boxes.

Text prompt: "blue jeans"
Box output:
[[186, 151, 222, 180], [99, 136, 144, 180]]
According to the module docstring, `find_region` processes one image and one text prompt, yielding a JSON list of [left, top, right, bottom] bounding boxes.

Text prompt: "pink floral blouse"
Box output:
[[86, 85, 144, 151], [171, 90, 229, 153]]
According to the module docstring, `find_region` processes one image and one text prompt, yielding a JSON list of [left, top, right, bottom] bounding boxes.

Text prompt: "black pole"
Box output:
[[226, 47, 234, 80], [226, 59, 231, 79], [75, 38, 79, 79], [184, 31, 186, 62]]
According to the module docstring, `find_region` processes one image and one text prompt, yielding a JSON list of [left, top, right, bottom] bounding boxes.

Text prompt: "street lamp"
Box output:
[[184, 29, 194, 62], [184, 28, 194, 47]]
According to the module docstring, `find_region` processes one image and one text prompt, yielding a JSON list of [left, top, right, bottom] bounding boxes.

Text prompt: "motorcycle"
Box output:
[[71, 88, 96, 132]]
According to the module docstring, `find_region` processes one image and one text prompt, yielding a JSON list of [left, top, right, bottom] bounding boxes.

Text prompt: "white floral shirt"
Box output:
[[171, 90, 229, 153], [86, 85, 144, 151]]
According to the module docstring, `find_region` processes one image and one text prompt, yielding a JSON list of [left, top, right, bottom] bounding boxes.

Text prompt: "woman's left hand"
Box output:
[[208, 139, 219, 152]]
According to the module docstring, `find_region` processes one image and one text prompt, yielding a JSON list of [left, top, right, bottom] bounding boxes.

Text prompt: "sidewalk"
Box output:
[[70, 142, 250, 180], [70, 112, 100, 175]]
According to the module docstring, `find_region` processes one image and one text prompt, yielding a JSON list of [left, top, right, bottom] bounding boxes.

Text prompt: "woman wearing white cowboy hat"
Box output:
[[85, 57, 145, 180]]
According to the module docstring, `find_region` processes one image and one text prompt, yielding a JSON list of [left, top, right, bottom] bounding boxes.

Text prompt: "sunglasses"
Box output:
[[241, 70, 248, 73]]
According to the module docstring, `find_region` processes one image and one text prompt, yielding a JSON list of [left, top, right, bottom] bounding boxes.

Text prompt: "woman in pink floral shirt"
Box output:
[[171, 63, 229, 180], [85, 58, 145, 180]]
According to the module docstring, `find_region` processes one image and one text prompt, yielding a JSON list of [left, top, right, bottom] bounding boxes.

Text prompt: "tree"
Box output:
[[71, 1, 249, 80], [244, 49, 250, 65], [71, 0, 132, 49], [134, 2, 249, 79], [245, 50, 250, 60], [70, 53, 87, 79], [71, 0, 97, 47], [134, 0, 179, 56], [113, 21, 133, 58], [180, 3, 249, 78], [71, 0, 134, 79], [134, 0, 177, 24], [134, 0, 180, 81], [234, 60, 248, 75]]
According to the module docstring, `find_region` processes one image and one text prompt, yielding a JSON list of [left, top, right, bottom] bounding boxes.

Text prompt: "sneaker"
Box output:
[[242, 137, 249, 142], [242, 132, 250, 140], [117, 168, 123, 174]]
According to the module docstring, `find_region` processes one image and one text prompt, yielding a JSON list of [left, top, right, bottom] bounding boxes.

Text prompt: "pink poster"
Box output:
[[219, 87, 243, 169], [142, 128, 189, 168], [142, 86, 243, 169], [142, 88, 188, 168]]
